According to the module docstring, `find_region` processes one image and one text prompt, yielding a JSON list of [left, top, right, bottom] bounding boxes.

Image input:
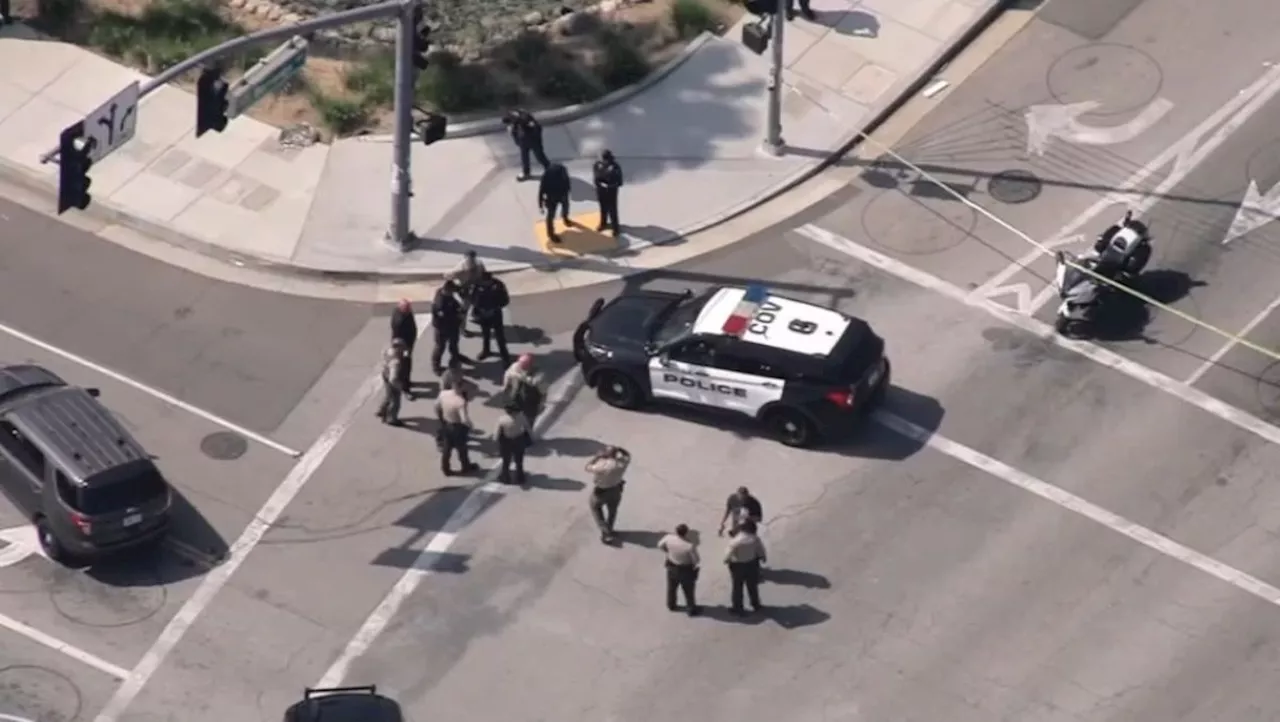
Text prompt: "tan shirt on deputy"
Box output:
[[586, 454, 629, 490], [658, 534, 700, 567], [724, 532, 767, 564], [502, 363, 542, 400], [494, 410, 529, 440], [435, 388, 472, 426]]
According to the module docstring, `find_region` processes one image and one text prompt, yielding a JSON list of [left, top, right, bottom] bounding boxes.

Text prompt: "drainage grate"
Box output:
[[988, 169, 1043, 205], [200, 431, 248, 461]]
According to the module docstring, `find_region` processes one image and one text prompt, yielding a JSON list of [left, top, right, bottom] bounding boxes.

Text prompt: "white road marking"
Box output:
[[0, 609, 131, 680], [1185, 292, 1280, 385], [92, 314, 433, 722], [875, 410, 1280, 609], [0, 319, 302, 459], [976, 62, 1280, 313], [797, 224, 1280, 449], [1024, 98, 1174, 155], [316, 370, 586, 688], [1223, 178, 1280, 246]]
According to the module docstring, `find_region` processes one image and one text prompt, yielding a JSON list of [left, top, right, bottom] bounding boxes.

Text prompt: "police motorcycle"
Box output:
[[1052, 211, 1153, 337]]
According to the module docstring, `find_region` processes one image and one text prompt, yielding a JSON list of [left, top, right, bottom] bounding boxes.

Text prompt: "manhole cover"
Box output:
[[988, 169, 1043, 204], [200, 431, 248, 461]]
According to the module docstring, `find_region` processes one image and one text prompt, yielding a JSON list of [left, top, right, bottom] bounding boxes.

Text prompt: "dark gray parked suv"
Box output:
[[284, 686, 403, 722], [0, 364, 171, 563]]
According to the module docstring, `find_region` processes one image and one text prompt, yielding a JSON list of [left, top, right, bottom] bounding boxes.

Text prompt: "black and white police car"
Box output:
[[572, 283, 890, 447]]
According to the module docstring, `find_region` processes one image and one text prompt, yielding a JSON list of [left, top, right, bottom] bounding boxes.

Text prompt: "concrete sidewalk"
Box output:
[[0, 0, 1005, 281]]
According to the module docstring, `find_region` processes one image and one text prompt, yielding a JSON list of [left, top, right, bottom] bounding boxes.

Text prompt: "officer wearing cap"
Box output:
[[658, 523, 701, 616], [591, 149, 624, 236]]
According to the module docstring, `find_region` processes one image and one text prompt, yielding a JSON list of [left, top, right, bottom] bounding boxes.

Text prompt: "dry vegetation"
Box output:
[[22, 0, 744, 139]]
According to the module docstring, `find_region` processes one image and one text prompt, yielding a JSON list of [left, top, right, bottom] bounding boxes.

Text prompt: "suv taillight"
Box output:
[[825, 388, 856, 408], [69, 512, 91, 534]]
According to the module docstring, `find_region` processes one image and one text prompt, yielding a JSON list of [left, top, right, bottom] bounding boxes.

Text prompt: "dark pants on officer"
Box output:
[[590, 485, 623, 534], [497, 434, 526, 483], [378, 380, 402, 423], [666, 562, 699, 613], [439, 423, 473, 474], [0, 0, 11, 22], [544, 197, 570, 239], [520, 140, 550, 178], [477, 313, 509, 365], [786, 0, 812, 18], [596, 187, 620, 234], [431, 325, 462, 374], [396, 337, 415, 391], [728, 560, 762, 612]]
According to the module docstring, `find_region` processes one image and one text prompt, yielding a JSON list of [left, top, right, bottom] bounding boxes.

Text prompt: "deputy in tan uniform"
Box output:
[[658, 524, 700, 616], [724, 519, 767, 616], [494, 403, 530, 485], [585, 445, 630, 543], [435, 385, 478, 476], [377, 338, 407, 425]]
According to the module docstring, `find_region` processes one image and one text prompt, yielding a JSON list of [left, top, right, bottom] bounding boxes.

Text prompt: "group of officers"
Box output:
[[502, 109, 625, 244]]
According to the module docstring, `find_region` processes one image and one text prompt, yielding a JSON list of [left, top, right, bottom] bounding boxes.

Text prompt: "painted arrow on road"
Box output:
[[0, 525, 46, 568], [1025, 99, 1175, 156], [1223, 179, 1280, 245]]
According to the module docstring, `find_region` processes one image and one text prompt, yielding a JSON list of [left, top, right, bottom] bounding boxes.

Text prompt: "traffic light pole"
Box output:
[[762, 0, 786, 156], [388, 0, 418, 249], [39, 0, 404, 165]]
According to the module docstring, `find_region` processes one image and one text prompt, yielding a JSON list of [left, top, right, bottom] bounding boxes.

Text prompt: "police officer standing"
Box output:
[[435, 383, 478, 476], [377, 338, 407, 426], [503, 354, 544, 433], [718, 486, 763, 537], [470, 270, 511, 367], [591, 149, 624, 237], [389, 299, 418, 397], [586, 445, 630, 543], [448, 251, 487, 330], [504, 109, 550, 181], [431, 281, 469, 376], [786, 0, 815, 20], [493, 402, 530, 485], [658, 523, 701, 616], [724, 519, 767, 616], [539, 162, 573, 244]]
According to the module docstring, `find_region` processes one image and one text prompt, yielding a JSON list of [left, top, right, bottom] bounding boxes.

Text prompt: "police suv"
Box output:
[[572, 284, 890, 447]]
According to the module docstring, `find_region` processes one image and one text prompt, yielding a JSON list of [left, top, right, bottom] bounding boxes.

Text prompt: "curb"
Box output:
[[0, 2, 1011, 288], [353, 31, 715, 143]]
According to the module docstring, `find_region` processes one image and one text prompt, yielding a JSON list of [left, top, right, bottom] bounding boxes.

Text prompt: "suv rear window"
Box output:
[[65, 469, 168, 515]]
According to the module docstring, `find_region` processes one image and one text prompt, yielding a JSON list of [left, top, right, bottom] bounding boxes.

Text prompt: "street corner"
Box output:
[[535, 212, 622, 258]]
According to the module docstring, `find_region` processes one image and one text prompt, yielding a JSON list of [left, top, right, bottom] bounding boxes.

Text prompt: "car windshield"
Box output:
[[77, 469, 168, 515], [650, 292, 712, 347]]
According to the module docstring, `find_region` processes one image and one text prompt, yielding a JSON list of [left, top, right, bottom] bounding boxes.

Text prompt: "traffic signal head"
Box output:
[[412, 7, 432, 71], [196, 68, 230, 137], [56, 123, 94, 215], [416, 113, 447, 146], [741, 18, 771, 55]]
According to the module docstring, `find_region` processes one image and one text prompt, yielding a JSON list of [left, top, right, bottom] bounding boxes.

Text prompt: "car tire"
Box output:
[[765, 407, 815, 448], [595, 370, 642, 410], [35, 517, 67, 564]]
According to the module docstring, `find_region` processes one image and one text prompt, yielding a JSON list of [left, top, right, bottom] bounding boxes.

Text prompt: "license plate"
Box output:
[[122, 513, 142, 527]]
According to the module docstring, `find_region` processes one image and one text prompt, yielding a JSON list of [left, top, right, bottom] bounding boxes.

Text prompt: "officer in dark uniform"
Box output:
[[389, 299, 418, 397], [539, 163, 573, 243], [504, 109, 550, 181], [786, 0, 815, 20], [591, 149, 624, 236], [470, 270, 511, 367], [430, 281, 469, 375]]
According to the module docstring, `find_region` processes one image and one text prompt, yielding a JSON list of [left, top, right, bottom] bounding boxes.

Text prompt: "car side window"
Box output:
[[55, 471, 81, 511], [716, 351, 773, 377], [0, 420, 47, 482], [668, 338, 717, 366]]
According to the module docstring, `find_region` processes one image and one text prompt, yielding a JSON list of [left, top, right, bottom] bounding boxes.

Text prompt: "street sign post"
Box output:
[[227, 36, 309, 118], [83, 81, 139, 164]]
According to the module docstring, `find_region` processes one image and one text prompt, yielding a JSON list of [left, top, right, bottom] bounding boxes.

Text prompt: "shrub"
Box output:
[[532, 63, 599, 105], [311, 93, 370, 136], [505, 31, 555, 73], [670, 0, 718, 39], [345, 52, 396, 107], [87, 0, 259, 73], [34, 0, 84, 36], [416, 51, 497, 113], [594, 30, 650, 91]]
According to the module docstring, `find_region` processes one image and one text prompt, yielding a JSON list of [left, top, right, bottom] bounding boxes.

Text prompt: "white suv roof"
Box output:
[[691, 285, 851, 357]]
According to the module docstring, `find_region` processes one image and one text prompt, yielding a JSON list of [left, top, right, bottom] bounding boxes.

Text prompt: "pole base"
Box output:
[[383, 229, 415, 251], [761, 137, 786, 157]]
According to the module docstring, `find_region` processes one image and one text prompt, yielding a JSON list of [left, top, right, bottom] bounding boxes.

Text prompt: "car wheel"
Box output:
[[35, 517, 66, 563], [765, 407, 815, 448], [595, 371, 642, 409]]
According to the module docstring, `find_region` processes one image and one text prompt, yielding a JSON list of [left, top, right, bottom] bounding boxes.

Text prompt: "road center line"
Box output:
[[315, 370, 587, 688], [876, 410, 1280, 609], [0, 608, 131, 680], [0, 319, 302, 459], [1185, 291, 1280, 385], [797, 224, 1280, 450], [91, 314, 432, 722]]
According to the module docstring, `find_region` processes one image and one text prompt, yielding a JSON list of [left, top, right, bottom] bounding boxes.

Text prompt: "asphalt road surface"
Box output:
[[9, 0, 1280, 720]]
